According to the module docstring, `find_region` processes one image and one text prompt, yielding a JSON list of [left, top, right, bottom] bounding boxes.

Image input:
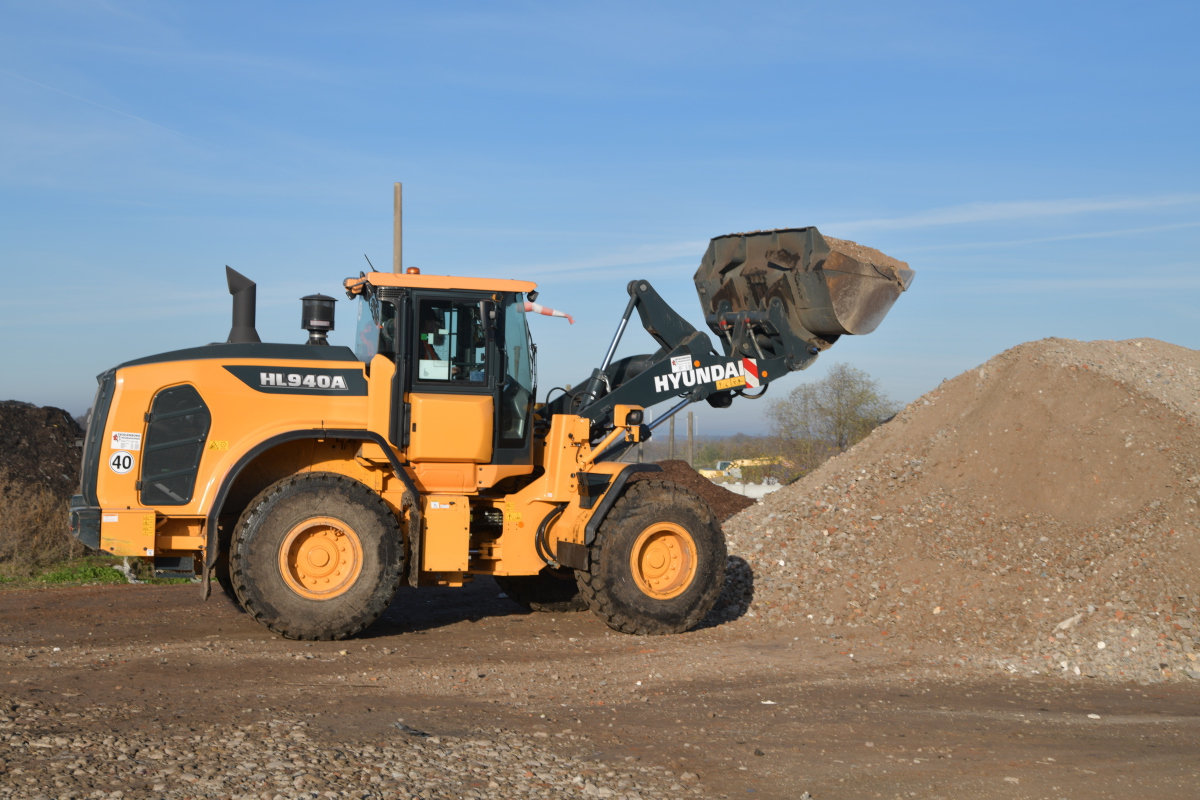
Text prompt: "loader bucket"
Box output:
[[693, 227, 914, 338]]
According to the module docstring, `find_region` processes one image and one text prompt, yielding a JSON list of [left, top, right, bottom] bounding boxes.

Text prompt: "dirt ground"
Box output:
[[2, 580, 1197, 800]]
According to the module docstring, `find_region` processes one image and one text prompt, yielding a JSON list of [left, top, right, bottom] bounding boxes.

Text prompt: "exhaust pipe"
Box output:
[[225, 266, 261, 344]]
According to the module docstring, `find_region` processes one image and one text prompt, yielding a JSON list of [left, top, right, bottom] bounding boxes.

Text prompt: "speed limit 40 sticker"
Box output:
[[109, 451, 135, 474]]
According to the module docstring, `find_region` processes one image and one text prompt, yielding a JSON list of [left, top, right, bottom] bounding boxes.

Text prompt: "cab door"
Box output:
[[404, 293, 495, 492]]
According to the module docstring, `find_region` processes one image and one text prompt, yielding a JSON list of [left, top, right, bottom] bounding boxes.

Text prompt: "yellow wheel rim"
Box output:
[[629, 522, 698, 600], [278, 517, 363, 600]]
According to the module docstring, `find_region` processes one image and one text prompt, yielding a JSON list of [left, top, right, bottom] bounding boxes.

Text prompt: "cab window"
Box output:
[[414, 298, 488, 384], [498, 295, 534, 447]]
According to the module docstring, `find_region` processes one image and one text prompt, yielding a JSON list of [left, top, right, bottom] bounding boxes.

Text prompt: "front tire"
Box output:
[[577, 480, 725, 635], [229, 472, 405, 640]]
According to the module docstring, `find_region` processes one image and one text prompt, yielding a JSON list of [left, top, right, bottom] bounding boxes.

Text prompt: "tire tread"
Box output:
[[576, 479, 725, 635], [229, 472, 405, 641]]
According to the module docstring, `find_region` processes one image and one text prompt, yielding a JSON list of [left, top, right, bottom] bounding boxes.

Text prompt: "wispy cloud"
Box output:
[[85, 43, 340, 84], [513, 240, 707, 278], [0, 68, 193, 140], [903, 221, 1200, 252], [829, 194, 1200, 232], [951, 275, 1200, 294]]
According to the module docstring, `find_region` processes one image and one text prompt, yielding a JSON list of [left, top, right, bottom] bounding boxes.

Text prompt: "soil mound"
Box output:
[[640, 460, 756, 522], [0, 401, 83, 496], [0, 401, 85, 570], [723, 338, 1200, 684]]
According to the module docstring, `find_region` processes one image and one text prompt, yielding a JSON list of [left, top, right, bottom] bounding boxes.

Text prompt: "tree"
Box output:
[[767, 363, 897, 477]]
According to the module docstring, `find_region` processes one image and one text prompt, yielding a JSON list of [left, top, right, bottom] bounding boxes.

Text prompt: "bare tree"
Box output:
[[767, 363, 897, 477]]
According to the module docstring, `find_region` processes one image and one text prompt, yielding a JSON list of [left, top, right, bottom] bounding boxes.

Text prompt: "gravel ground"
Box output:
[[0, 693, 696, 800], [1, 580, 1198, 799], [720, 338, 1200, 685]]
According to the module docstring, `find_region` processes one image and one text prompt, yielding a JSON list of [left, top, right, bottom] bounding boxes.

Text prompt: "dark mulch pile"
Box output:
[[0, 401, 84, 497], [635, 459, 756, 521]]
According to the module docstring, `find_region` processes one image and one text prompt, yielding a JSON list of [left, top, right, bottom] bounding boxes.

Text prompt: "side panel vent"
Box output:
[[139, 385, 211, 506]]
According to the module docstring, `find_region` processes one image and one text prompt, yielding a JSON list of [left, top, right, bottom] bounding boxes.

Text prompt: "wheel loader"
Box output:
[[68, 225, 913, 640]]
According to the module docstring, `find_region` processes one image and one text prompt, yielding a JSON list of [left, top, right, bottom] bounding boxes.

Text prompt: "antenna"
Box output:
[[363, 254, 376, 271]]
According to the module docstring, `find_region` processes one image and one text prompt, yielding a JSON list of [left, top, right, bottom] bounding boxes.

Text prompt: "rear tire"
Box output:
[[577, 480, 725, 635], [495, 569, 586, 613], [229, 472, 405, 640]]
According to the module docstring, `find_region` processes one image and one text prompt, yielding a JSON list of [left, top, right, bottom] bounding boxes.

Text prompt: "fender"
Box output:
[[582, 463, 662, 546], [202, 428, 422, 594]]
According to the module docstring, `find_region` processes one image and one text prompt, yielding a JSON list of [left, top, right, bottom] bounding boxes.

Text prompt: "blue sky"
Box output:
[[2, 1, 1197, 434]]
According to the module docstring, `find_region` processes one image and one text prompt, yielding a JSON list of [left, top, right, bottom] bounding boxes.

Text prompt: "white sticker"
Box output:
[[108, 451, 135, 474], [110, 431, 142, 451], [102, 514, 119, 523], [670, 354, 691, 373], [418, 360, 450, 380]]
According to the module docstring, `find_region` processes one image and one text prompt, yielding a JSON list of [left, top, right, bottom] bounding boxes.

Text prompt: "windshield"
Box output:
[[354, 293, 380, 361], [354, 292, 396, 361]]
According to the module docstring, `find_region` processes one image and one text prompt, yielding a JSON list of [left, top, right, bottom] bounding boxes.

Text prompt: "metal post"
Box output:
[[393, 182, 403, 273], [687, 412, 694, 467], [669, 416, 675, 460]]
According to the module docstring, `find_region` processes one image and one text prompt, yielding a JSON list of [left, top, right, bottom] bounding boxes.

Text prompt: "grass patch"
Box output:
[[39, 558, 127, 585]]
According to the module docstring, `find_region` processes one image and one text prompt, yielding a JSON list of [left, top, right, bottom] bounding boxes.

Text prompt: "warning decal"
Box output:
[[742, 358, 760, 389], [110, 431, 142, 451]]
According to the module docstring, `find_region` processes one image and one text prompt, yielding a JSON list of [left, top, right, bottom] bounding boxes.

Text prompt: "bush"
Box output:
[[0, 471, 84, 577]]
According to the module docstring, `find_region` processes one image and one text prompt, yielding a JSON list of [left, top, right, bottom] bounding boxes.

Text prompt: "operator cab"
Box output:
[[347, 271, 538, 473]]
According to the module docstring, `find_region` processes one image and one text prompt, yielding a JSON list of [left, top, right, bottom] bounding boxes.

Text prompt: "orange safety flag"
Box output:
[[524, 300, 574, 324]]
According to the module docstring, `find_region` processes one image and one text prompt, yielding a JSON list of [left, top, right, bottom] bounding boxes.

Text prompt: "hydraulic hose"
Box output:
[[534, 503, 569, 568]]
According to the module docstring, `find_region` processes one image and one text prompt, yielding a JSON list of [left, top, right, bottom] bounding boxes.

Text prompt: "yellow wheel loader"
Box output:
[[68, 226, 913, 640]]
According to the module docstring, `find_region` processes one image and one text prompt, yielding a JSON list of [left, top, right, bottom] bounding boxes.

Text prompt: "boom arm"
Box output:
[[543, 227, 914, 452], [546, 279, 817, 429]]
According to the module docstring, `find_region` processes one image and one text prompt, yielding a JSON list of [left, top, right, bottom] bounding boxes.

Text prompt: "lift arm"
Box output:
[[542, 227, 914, 451]]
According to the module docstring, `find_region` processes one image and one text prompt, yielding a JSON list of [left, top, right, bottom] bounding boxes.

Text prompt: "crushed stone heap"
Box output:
[[722, 338, 1200, 684]]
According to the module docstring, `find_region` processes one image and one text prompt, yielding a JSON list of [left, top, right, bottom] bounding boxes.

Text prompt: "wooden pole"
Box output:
[[687, 411, 695, 467], [668, 416, 675, 460], [393, 182, 403, 273]]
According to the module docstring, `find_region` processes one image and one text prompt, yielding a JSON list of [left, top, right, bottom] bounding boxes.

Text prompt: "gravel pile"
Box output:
[[0, 694, 698, 800], [720, 338, 1200, 684]]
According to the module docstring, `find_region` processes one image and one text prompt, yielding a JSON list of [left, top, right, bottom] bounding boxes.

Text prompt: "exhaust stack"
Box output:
[[225, 266, 261, 344]]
